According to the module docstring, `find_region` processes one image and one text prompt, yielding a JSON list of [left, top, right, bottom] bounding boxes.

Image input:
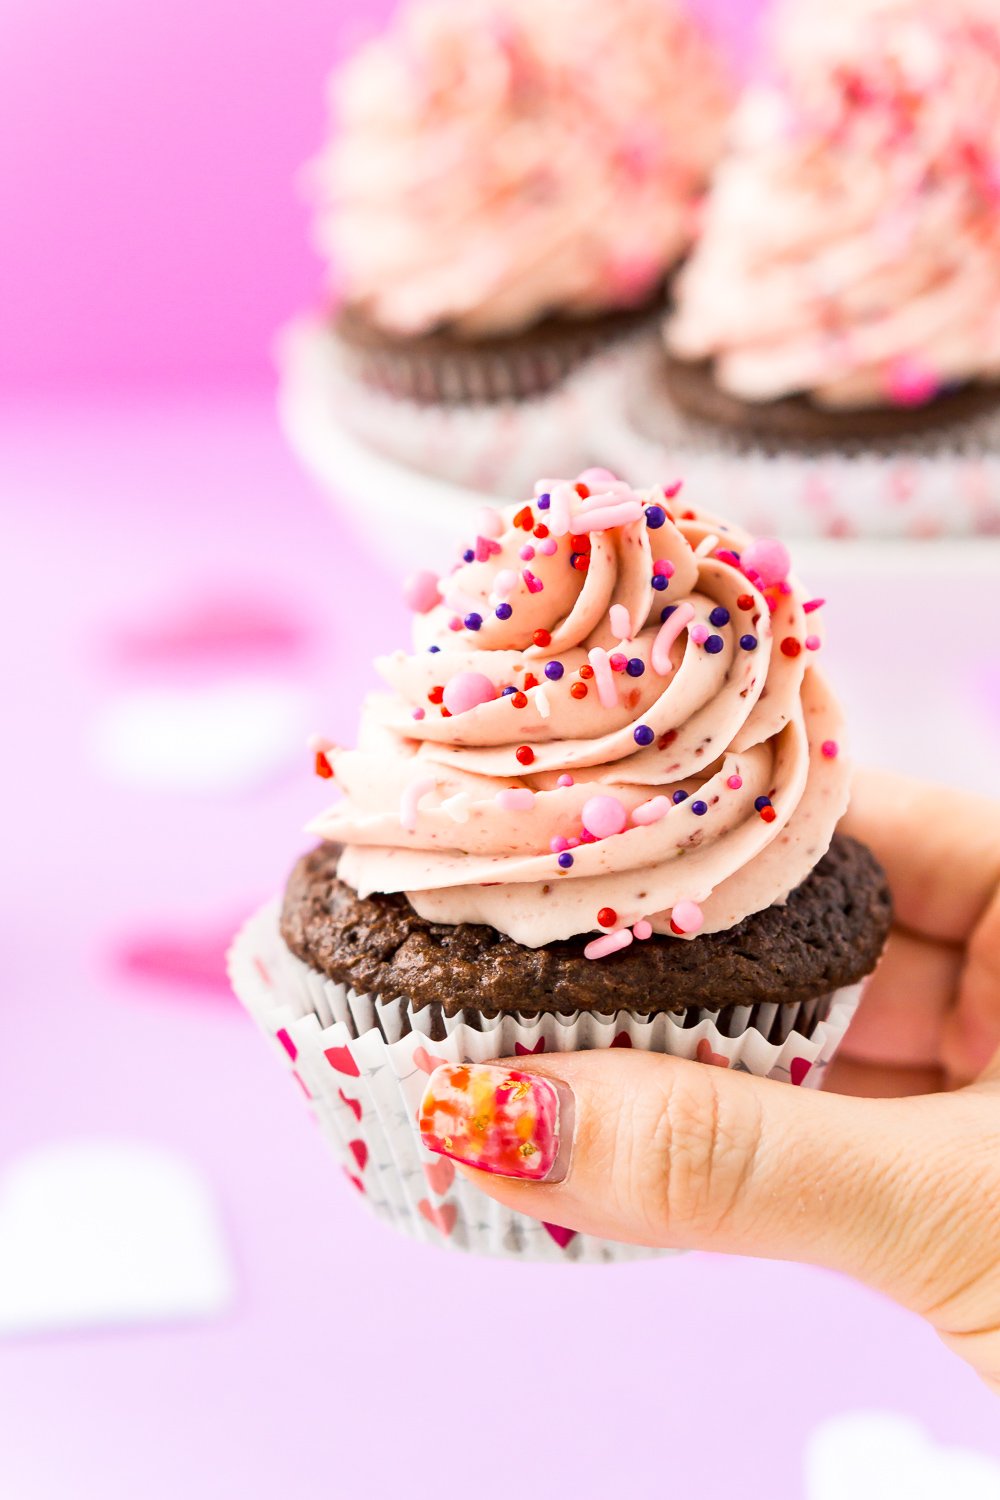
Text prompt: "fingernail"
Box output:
[[417, 1063, 574, 1183]]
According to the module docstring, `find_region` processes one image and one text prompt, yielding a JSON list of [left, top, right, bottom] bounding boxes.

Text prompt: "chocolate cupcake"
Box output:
[[602, 0, 1000, 537], [230, 470, 891, 1261], [282, 0, 730, 496]]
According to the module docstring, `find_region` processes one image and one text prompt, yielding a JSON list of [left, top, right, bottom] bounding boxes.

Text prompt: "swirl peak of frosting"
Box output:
[[666, 0, 1000, 409], [312, 0, 730, 338], [310, 471, 849, 953]]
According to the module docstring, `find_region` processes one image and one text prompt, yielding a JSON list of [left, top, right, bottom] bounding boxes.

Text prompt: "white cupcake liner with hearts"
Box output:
[[229, 900, 864, 1264], [586, 338, 1000, 541]]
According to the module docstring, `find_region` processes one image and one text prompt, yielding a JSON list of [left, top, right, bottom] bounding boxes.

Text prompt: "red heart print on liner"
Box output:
[[424, 1158, 456, 1196], [610, 1032, 633, 1048], [324, 1046, 360, 1077], [790, 1057, 812, 1087], [418, 1199, 457, 1237], [339, 1090, 362, 1121], [253, 956, 272, 988], [349, 1140, 368, 1172], [276, 1028, 297, 1061], [292, 1071, 312, 1099], [543, 1222, 577, 1249], [515, 1038, 546, 1056], [412, 1045, 449, 1076], [343, 1170, 365, 1195], [696, 1039, 730, 1069]]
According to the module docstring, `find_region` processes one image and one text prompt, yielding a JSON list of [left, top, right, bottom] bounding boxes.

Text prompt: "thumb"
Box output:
[[418, 1053, 964, 1305]]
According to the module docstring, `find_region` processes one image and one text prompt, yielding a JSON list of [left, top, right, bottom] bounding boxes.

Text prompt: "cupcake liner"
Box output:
[[229, 901, 864, 1264], [589, 339, 1000, 540]]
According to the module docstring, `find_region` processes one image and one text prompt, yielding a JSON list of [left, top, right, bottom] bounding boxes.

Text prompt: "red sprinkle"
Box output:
[[532, 628, 552, 647], [428, 685, 444, 704], [314, 751, 333, 779], [533, 524, 550, 539], [780, 638, 802, 657], [597, 907, 618, 929], [573, 555, 590, 572], [440, 707, 452, 718], [759, 805, 777, 823], [523, 673, 539, 689], [515, 745, 535, 766], [737, 593, 755, 611], [579, 664, 594, 679], [511, 692, 528, 709], [570, 682, 588, 700], [569, 533, 591, 551], [513, 505, 533, 530], [574, 482, 590, 498]]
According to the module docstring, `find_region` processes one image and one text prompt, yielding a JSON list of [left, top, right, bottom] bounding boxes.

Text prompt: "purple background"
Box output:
[[3, 3, 1000, 1496]]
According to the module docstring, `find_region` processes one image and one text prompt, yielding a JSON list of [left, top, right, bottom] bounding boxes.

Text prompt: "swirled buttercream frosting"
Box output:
[[310, 472, 850, 953], [667, 0, 1000, 409], [312, 0, 730, 338]]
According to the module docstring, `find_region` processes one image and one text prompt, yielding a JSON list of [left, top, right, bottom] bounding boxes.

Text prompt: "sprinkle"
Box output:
[[523, 569, 544, 594], [557, 851, 575, 869], [715, 549, 742, 569], [427, 685, 444, 704], [727, 774, 743, 789], [582, 795, 628, 838], [495, 602, 513, 620], [569, 533, 591, 551], [442, 671, 496, 715], [533, 524, 550, 539], [519, 545, 536, 562], [550, 836, 569, 852], [411, 708, 425, 721], [493, 569, 518, 599], [742, 538, 791, 588], [652, 600, 695, 674], [573, 502, 643, 533], [633, 919, 653, 940], [462, 549, 475, 564], [579, 664, 594, 679], [501, 686, 517, 697], [448, 617, 463, 631], [626, 657, 645, 676], [651, 574, 670, 592], [544, 661, 564, 681], [737, 593, 755, 611], [539, 538, 558, 555], [672, 789, 689, 803], [634, 725, 655, 747], [597, 907, 618, 929], [496, 788, 534, 811], [515, 745, 535, 766], [314, 749, 333, 778], [513, 505, 533, 530], [760, 805, 777, 823], [428, 645, 441, 653], [533, 628, 552, 647], [754, 796, 771, 811], [663, 480, 683, 498], [780, 638, 801, 658], [588, 646, 619, 709], [609, 604, 632, 640], [704, 635, 724, 654], [584, 929, 633, 961], [609, 652, 628, 672], [660, 605, 676, 622], [690, 800, 708, 816], [653, 559, 675, 578], [645, 505, 666, 529], [511, 692, 528, 709], [803, 598, 825, 614], [821, 739, 839, 759], [570, 681, 588, 699], [632, 795, 670, 825], [400, 777, 437, 832], [464, 613, 482, 632], [537, 493, 551, 510], [805, 634, 821, 651], [689, 623, 709, 645], [574, 482, 590, 498], [557, 774, 574, 787], [709, 606, 730, 627], [739, 634, 758, 651], [402, 570, 440, 614], [475, 535, 501, 563], [670, 900, 703, 936]]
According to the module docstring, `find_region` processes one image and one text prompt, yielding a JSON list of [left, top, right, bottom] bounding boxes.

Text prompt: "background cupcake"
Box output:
[[600, 0, 1000, 538], [282, 0, 730, 498], [230, 471, 891, 1261]]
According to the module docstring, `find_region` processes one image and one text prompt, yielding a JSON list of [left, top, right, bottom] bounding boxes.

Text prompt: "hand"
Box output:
[[420, 770, 1000, 1393]]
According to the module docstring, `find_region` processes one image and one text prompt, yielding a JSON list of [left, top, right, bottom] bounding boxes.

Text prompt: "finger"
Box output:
[[840, 768, 1000, 945], [823, 1055, 946, 1098], [417, 1053, 957, 1307], [839, 928, 960, 1071], [945, 883, 1000, 1084]]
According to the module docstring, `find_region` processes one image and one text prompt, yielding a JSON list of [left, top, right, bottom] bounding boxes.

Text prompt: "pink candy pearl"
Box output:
[[442, 671, 496, 716], [632, 919, 653, 940], [741, 538, 790, 589], [581, 794, 628, 839], [885, 355, 939, 409], [402, 569, 440, 614], [671, 900, 704, 935], [556, 774, 574, 787]]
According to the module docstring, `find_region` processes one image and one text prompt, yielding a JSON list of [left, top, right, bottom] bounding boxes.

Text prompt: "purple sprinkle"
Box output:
[[634, 725, 655, 747], [704, 635, 724, 654], [645, 504, 666, 529], [462, 549, 475, 564], [691, 800, 708, 816], [739, 634, 758, 651], [672, 789, 688, 804], [428, 645, 441, 653], [625, 658, 645, 677], [537, 493, 551, 510], [502, 686, 518, 697], [709, 606, 730, 627], [544, 661, 564, 681], [651, 575, 669, 592], [495, 602, 513, 621], [557, 851, 574, 868], [660, 605, 677, 623], [464, 613, 482, 631], [754, 795, 771, 811]]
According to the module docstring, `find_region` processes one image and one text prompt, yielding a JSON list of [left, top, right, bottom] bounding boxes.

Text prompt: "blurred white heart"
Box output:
[[89, 678, 309, 792], [805, 1412, 1000, 1500], [0, 1141, 234, 1335]]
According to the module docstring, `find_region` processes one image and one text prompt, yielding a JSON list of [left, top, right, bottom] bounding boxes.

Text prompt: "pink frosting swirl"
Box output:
[[312, 472, 849, 950], [667, 0, 1000, 408], [313, 0, 730, 338]]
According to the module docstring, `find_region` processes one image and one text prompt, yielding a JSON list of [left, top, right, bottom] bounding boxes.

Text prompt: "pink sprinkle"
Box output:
[[885, 354, 940, 409], [609, 651, 628, 672], [652, 601, 695, 675], [631, 795, 670, 825], [821, 740, 839, 759], [412, 707, 425, 720], [539, 538, 558, 556], [400, 776, 437, 832], [443, 670, 496, 715], [579, 829, 597, 843], [726, 774, 742, 789], [556, 774, 574, 787], [671, 899, 704, 936], [496, 788, 534, 811], [475, 535, 501, 562], [493, 569, 518, 599], [802, 598, 825, 614], [584, 929, 634, 961], [689, 623, 709, 645], [448, 616, 463, 631], [663, 480, 683, 499], [714, 549, 742, 568], [741, 538, 791, 588], [581, 794, 628, 838], [567, 836, 580, 849], [609, 604, 632, 640], [588, 646, 618, 708], [652, 558, 675, 578], [573, 502, 643, 533], [632, 920, 653, 941], [520, 545, 536, 561], [402, 569, 440, 614], [523, 569, 544, 594], [477, 505, 504, 539], [805, 634, 821, 651], [550, 836, 570, 853]]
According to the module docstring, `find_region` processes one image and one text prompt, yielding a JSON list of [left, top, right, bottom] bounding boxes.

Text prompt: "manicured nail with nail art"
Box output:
[[417, 1063, 573, 1183]]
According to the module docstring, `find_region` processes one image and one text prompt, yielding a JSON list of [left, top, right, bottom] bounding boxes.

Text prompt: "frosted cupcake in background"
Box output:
[[281, 0, 730, 497], [603, 0, 1000, 538], [230, 470, 891, 1261]]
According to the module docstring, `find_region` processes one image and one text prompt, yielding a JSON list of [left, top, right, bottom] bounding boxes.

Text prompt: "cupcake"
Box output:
[[283, 0, 730, 497], [602, 0, 1000, 537], [229, 470, 891, 1261]]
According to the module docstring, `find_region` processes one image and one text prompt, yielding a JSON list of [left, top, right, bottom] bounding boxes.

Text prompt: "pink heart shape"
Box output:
[[324, 1046, 359, 1077], [343, 1170, 365, 1195], [515, 1037, 546, 1056], [412, 1045, 449, 1076], [696, 1039, 730, 1069], [349, 1139, 368, 1172], [418, 1198, 457, 1237], [339, 1089, 362, 1121], [424, 1158, 456, 1195], [543, 1222, 577, 1249], [790, 1057, 812, 1087]]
